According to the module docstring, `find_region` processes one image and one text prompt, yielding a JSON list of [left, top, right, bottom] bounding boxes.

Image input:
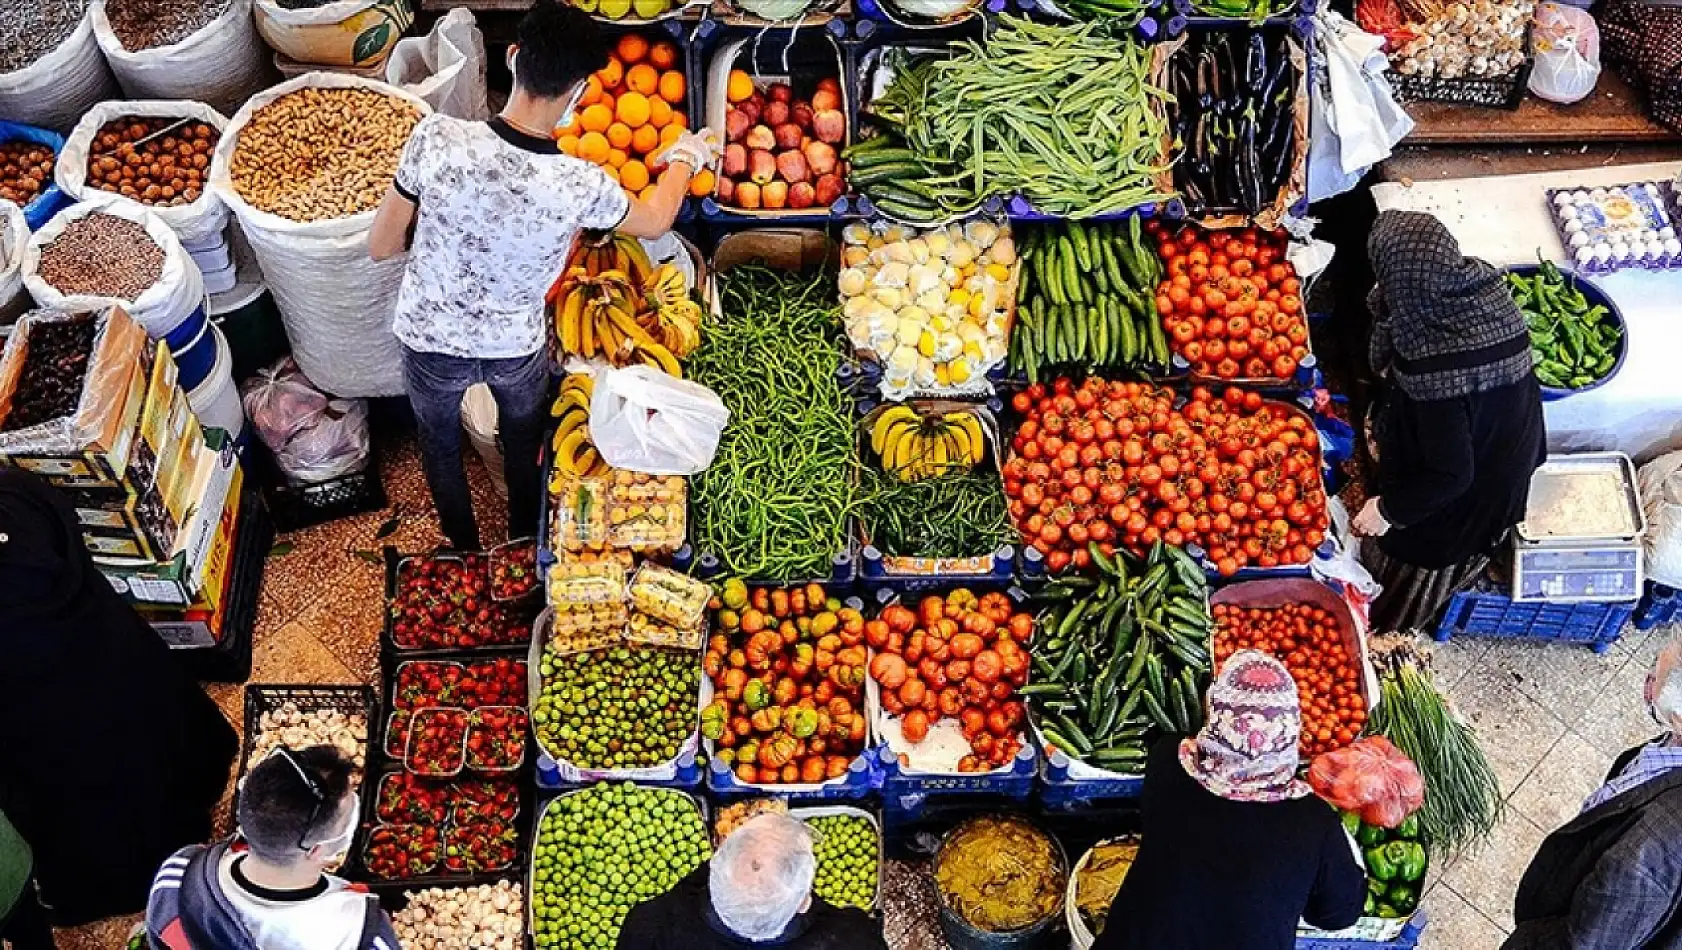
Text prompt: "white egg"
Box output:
[[1575, 246, 1595, 266], [1564, 218, 1583, 233], [1569, 231, 1589, 248]]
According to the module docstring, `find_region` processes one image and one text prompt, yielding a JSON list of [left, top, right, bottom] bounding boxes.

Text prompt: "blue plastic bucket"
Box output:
[[0, 121, 68, 229], [169, 312, 216, 391]]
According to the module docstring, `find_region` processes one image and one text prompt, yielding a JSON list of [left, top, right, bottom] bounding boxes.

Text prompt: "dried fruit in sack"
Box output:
[[704, 581, 867, 785], [364, 824, 441, 880], [0, 316, 95, 433], [376, 772, 452, 825], [84, 117, 218, 206], [394, 661, 465, 710], [490, 540, 539, 601], [1213, 601, 1365, 756], [806, 814, 877, 911], [406, 708, 469, 778], [444, 821, 519, 874], [1151, 224, 1308, 382], [533, 644, 699, 769], [0, 141, 54, 208], [1310, 736, 1425, 827], [868, 590, 1032, 772], [466, 707, 529, 772]]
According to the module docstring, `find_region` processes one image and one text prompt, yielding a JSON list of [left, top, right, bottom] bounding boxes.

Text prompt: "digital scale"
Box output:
[[1511, 452, 1646, 603]]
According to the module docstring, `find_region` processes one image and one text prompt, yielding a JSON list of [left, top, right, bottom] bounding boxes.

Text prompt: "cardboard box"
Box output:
[[74, 502, 158, 565], [142, 483, 245, 648], [100, 439, 242, 607]]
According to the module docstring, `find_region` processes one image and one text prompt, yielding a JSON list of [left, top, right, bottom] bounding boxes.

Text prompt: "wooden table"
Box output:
[[1403, 71, 1677, 146]]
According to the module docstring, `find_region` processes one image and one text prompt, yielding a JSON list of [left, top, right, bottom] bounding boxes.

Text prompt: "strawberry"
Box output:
[[405, 708, 468, 778], [465, 706, 528, 771], [364, 824, 440, 879]]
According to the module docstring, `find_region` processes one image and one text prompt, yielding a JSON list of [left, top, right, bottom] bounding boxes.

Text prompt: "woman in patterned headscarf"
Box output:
[[1354, 210, 1546, 633], [1093, 652, 1364, 950]]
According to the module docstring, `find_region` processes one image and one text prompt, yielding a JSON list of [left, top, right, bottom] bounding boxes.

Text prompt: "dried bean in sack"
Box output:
[[56, 101, 230, 246], [210, 75, 429, 398], [34, 214, 162, 299], [89, 0, 271, 118], [0, 2, 119, 134], [22, 197, 203, 339]]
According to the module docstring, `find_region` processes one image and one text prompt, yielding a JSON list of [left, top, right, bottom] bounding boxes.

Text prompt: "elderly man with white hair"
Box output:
[[616, 813, 886, 950], [1505, 633, 1682, 949]]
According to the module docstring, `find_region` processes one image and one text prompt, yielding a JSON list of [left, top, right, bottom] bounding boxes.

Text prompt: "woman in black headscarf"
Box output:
[[0, 469, 236, 924], [1355, 210, 1546, 632]]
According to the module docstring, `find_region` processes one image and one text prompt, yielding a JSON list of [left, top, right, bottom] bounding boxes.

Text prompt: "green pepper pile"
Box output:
[[1346, 812, 1427, 919], [1506, 261, 1622, 391]]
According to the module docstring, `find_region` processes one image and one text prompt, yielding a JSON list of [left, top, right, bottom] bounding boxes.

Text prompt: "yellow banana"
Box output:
[[555, 428, 589, 474], [871, 405, 918, 455], [557, 291, 585, 353], [632, 340, 683, 378]]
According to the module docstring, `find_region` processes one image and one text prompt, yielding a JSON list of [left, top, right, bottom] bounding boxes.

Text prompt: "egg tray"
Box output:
[[1547, 181, 1682, 274]]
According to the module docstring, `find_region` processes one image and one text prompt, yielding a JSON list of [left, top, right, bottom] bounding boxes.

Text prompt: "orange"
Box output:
[[601, 164, 620, 184], [615, 91, 651, 128], [668, 110, 687, 130], [659, 123, 683, 146], [615, 34, 649, 64], [598, 92, 615, 114], [557, 134, 580, 156], [689, 167, 716, 198], [579, 75, 604, 107], [619, 159, 650, 192], [648, 42, 678, 69], [607, 147, 628, 168], [578, 131, 610, 163], [726, 69, 754, 103], [631, 124, 660, 154], [606, 122, 633, 150], [579, 103, 613, 134], [658, 71, 685, 104], [626, 64, 660, 97], [639, 184, 659, 203], [596, 58, 623, 91], [647, 96, 673, 129]]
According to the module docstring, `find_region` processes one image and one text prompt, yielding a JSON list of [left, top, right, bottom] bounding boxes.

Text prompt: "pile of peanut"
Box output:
[[229, 87, 421, 223]]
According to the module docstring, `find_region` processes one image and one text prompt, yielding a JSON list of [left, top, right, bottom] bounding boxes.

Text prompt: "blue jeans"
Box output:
[[400, 345, 547, 550]]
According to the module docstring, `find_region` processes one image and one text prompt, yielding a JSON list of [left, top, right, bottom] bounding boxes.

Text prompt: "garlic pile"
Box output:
[[839, 218, 1015, 397], [1391, 0, 1533, 79], [393, 882, 524, 950], [249, 702, 368, 775]]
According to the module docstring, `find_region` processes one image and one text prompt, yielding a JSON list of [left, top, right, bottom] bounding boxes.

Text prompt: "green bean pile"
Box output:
[[688, 264, 859, 581], [862, 17, 1173, 220], [859, 468, 1012, 559]]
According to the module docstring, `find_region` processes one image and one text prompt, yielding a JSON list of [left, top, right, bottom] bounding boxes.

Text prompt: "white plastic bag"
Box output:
[[1313, 496, 1383, 601], [209, 73, 432, 398], [0, 15, 120, 133], [589, 365, 730, 475], [1528, 3, 1600, 105], [89, 0, 271, 116], [240, 356, 372, 485], [461, 383, 507, 497], [22, 197, 207, 340], [56, 101, 232, 247], [385, 8, 489, 121], [0, 201, 26, 323], [1307, 11, 1413, 203], [1640, 451, 1682, 588]]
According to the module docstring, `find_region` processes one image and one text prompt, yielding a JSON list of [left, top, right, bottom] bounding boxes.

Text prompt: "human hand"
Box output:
[[654, 128, 721, 173], [1352, 496, 1391, 537]]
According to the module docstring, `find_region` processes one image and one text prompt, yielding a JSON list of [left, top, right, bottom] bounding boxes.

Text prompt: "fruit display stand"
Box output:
[[789, 804, 886, 913]]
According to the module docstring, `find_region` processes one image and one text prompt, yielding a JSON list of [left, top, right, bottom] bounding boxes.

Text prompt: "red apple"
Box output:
[[816, 77, 840, 94], [802, 140, 837, 176], [748, 149, 777, 184], [725, 108, 752, 143], [776, 150, 810, 184], [736, 181, 761, 209], [745, 125, 776, 151], [722, 143, 748, 177], [763, 100, 790, 127], [811, 88, 841, 113], [767, 83, 793, 104], [762, 180, 789, 209], [718, 176, 735, 203], [814, 173, 843, 206], [788, 181, 816, 210], [774, 123, 803, 150], [812, 110, 845, 145], [739, 99, 762, 125], [791, 102, 815, 131]]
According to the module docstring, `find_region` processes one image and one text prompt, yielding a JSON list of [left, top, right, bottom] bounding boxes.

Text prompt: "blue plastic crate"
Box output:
[[707, 745, 889, 801], [535, 750, 704, 790], [859, 544, 1018, 591], [1634, 582, 1682, 631], [1433, 587, 1633, 653], [881, 743, 1038, 806], [1296, 913, 1425, 950], [1038, 748, 1145, 809]]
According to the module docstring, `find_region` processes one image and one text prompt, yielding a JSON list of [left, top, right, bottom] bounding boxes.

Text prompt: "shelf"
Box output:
[[1403, 71, 1677, 146]]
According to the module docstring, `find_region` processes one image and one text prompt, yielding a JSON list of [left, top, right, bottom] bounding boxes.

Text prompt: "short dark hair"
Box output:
[[514, 0, 610, 99], [238, 745, 354, 865]]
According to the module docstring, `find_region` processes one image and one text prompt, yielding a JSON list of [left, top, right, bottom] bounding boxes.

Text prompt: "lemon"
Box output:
[[632, 0, 668, 15], [949, 360, 972, 384], [598, 0, 631, 16], [918, 329, 937, 358]]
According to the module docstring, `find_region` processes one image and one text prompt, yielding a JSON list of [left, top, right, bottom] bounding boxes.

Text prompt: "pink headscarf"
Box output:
[[1179, 650, 1312, 803]]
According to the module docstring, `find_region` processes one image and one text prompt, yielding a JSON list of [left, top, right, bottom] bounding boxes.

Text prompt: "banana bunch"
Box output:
[[552, 234, 685, 377], [870, 405, 988, 482], [644, 262, 703, 357], [549, 373, 610, 485]]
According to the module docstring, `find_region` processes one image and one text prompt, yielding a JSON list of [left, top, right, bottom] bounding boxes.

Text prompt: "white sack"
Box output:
[[209, 72, 433, 398], [89, 0, 271, 117], [0, 201, 26, 322], [1640, 451, 1682, 588], [57, 100, 232, 247], [386, 8, 489, 121], [0, 16, 120, 133]]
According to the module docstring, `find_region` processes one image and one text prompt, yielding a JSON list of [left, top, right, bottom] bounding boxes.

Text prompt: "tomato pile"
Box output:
[[1211, 602, 1366, 756], [1150, 223, 1308, 381], [1004, 380, 1327, 575], [866, 590, 1033, 773]]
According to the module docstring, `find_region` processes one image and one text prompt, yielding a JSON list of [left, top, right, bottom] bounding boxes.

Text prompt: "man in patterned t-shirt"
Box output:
[[369, 0, 716, 549]]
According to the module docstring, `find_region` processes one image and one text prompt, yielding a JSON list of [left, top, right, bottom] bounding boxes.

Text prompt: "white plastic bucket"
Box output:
[[188, 322, 243, 439]]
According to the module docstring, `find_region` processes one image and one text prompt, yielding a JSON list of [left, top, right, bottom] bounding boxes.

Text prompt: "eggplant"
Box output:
[[1246, 33, 1269, 92]]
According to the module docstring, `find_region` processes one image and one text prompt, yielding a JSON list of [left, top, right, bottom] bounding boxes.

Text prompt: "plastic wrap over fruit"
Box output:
[[240, 355, 371, 485]]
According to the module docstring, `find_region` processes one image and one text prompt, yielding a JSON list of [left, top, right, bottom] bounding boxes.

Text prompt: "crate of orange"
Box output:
[[1208, 577, 1378, 758], [557, 31, 711, 207]]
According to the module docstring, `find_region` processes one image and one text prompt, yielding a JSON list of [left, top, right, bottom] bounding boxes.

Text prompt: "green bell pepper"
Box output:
[[1356, 822, 1387, 848], [1365, 845, 1397, 882], [1367, 876, 1386, 896], [1386, 840, 1427, 883], [1364, 893, 1378, 917], [1341, 811, 1361, 838], [1377, 903, 1402, 919], [1386, 883, 1419, 915], [1396, 814, 1420, 840]]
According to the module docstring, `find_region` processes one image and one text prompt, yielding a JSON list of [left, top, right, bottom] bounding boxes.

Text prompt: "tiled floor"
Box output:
[[47, 434, 1669, 949]]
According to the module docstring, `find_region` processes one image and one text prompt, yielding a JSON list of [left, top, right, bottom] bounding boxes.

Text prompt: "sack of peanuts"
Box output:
[[88, 0, 272, 118], [21, 197, 205, 339], [209, 73, 430, 398], [0, 201, 26, 324], [56, 101, 230, 248], [0, 8, 120, 133], [255, 0, 415, 69]]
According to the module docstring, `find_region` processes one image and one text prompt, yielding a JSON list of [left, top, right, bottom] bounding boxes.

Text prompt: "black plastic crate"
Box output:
[[380, 547, 539, 661], [240, 684, 379, 784], [169, 489, 271, 683], [350, 765, 534, 897]]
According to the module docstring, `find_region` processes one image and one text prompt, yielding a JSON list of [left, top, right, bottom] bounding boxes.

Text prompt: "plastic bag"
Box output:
[[1313, 496, 1383, 606], [589, 365, 730, 475], [1640, 450, 1682, 588], [385, 8, 489, 121], [209, 73, 431, 398], [1307, 11, 1413, 203], [1308, 735, 1425, 827], [240, 356, 372, 485], [461, 382, 507, 498], [0, 15, 119, 133], [0, 201, 25, 324], [56, 101, 231, 247], [1529, 3, 1600, 105], [88, 0, 271, 116], [22, 197, 207, 341]]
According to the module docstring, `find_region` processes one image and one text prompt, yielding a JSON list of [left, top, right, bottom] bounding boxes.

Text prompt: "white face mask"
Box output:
[[307, 792, 360, 865], [508, 47, 587, 132]]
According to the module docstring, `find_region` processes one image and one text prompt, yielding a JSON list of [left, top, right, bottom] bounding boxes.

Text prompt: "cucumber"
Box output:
[[865, 182, 939, 210], [869, 198, 940, 224], [846, 148, 920, 169], [850, 162, 927, 186]]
